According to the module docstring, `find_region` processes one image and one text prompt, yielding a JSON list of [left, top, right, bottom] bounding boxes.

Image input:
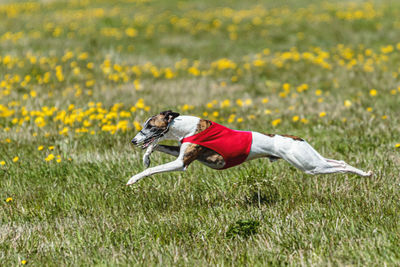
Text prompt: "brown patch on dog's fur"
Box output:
[[148, 114, 168, 128], [184, 120, 224, 169], [197, 147, 225, 169], [183, 144, 203, 167], [281, 134, 304, 141], [264, 133, 275, 137], [194, 119, 212, 134], [147, 111, 180, 129]]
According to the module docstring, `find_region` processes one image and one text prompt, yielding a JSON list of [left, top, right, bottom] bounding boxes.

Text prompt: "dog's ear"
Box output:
[[161, 110, 180, 122]]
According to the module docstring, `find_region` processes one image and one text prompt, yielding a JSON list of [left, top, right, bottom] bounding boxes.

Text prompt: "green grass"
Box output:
[[1, 0, 400, 265]]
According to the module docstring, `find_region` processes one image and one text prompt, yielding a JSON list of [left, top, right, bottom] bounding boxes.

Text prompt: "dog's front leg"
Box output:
[[127, 143, 192, 185], [126, 159, 185, 185], [143, 142, 157, 168]]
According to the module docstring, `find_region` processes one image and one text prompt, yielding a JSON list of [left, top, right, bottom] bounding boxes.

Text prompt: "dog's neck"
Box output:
[[163, 115, 200, 141]]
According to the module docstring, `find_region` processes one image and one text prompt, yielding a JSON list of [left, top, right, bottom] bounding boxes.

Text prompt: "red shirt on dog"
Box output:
[[181, 122, 252, 169]]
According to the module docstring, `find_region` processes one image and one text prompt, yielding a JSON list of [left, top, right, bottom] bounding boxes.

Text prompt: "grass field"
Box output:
[[1, 0, 400, 265]]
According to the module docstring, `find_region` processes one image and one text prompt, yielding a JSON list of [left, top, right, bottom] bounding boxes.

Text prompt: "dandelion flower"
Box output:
[[344, 100, 352, 107], [21, 260, 27, 265], [6, 197, 12, 202], [0, 161, 5, 166], [292, 115, 299, 122], [12, 157, 19, 162], [370, 89, 377, 96], [319, 112, 326, 117], [395, 143, 400, 148], [271, 118, 281, 127], [300, 118, 309, 124], [45, 154, 55, 162], [38, 146, 44, 151]]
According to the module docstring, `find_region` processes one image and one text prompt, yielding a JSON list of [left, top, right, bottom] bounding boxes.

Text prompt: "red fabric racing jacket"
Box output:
[[181, 122, 252, 169]]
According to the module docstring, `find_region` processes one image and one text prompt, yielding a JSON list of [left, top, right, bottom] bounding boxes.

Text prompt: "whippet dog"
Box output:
[[127, 110, 372, 185]]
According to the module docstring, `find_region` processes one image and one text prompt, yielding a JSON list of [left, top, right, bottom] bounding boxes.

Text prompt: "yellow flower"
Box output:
[[0, 161, 5, 166], [133, 121, 142, 131], [48, 146, 54, 150], [34, 117, 46, 127], [271, 118, 281, 127], [45, 154, 55, 162], [300, 118, 309, 124], [292, 115, 299, 122], [237, 117, 243, 123], [367, 107, 373, 112], [262, 98, 269, 103], [283, 83, 290, 91], [38, 146, 44, 151], [244, 99, 252, 106], [395, 143, 400, 148], [369, 89, 377, 96], [6, 197, 12, 202], [315, 89, 322, 96], [125, 27, 138, 37], [344, 100, 352, 107], [12, 156, 19, 162], [319, 112, 326, 117], [21, 260, 27, 265], [382, 115, 388, 120], [59, 127, 69, 135]]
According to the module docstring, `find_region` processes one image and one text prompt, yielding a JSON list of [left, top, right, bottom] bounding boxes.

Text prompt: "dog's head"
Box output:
[[131, 110, 180, 148]]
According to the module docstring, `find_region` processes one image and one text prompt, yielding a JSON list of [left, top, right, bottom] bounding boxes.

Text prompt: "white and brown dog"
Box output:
[[127, 110, 372, 185]]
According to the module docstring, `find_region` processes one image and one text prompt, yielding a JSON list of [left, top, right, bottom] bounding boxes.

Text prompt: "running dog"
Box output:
[[127, 110, 372, 185]]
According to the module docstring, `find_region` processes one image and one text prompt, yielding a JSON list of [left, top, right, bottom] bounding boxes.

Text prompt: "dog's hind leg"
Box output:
[[248, 132, 372, 177], [309, 158, 373, 176], [154, 145, 180, 157], [282, 139, 372, 177]]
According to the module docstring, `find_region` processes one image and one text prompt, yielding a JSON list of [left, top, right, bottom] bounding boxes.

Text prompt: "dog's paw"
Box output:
[[143, 156, 150, 168], [126, 176, 140, 186]]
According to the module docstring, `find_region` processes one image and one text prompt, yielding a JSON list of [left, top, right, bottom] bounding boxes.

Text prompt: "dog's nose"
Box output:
[[131, 139, 137, 145]]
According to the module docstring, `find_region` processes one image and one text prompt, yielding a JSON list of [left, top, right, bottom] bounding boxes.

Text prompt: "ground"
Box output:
[[1, 0, 400, 265]]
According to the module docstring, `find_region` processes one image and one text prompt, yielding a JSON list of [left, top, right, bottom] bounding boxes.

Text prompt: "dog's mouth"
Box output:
[[135, 137, 158, 149], [141, 138, 155, 149]]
